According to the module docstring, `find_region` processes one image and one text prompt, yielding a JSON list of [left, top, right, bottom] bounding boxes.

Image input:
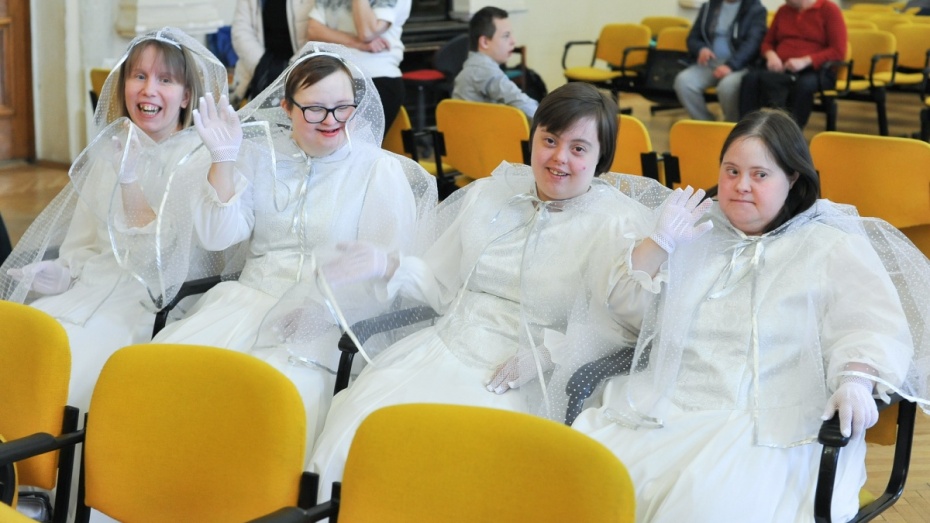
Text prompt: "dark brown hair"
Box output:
[[531, 82, 618, 175]]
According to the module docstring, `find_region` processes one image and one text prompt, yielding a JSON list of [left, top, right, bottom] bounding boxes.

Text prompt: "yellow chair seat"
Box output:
[[419, 160, 456, 178], [564, 67, 625, 83], [876, 71, 922, 85]]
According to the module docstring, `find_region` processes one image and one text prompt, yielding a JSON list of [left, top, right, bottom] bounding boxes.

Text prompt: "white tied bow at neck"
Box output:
[[705, 236, 766, 300]]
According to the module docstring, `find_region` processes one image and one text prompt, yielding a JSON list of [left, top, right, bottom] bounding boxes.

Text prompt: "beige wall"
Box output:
[[31, 0, 802, 163]]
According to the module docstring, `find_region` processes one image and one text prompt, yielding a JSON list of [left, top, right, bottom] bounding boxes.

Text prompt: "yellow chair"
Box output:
[[869, 12, 913, 32], [0, 501, 36, 523], [655, 26, 690, 52], [810, 132, 930, 257], [0, 300, 77, 523], [845, 19, 879, 29], [851, 3, 897, 12], [2, 344, 315, 523], [381, 105, 453, 177], [88, 67, 111, 111], [562, 23, 652, 98], [611, 114, 660, 180], [665, 120, 736, 191], [640, 15, 691, 41], [819, 29, 898, 135], [844, 10, 877, 21], [303, 404, 636, 522], [434, 99, 530, 188], [888, 24, 930, 88]]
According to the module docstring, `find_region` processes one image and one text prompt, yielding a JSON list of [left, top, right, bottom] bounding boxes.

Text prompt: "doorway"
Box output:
[[0, 0, 33, 161]]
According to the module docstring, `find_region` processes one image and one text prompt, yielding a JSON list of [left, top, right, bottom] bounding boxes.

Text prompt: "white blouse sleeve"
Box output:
[[192, 168, 255, 251], [821, 233, 914, 396]]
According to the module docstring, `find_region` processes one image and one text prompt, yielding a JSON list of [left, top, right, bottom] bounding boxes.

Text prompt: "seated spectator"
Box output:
[[453, 6, 538, 119], [231, 0, 312, 104], [738, 0, 846, 129], [673, 0, 767, 122]]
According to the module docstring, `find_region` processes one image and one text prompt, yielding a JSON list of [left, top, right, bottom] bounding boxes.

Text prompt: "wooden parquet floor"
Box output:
[[0, 88, 927, 521]]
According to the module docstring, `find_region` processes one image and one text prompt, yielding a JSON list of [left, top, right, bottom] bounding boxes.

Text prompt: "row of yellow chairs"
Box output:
[[382, 101, 661, 188], [0, 300, 635, 522]]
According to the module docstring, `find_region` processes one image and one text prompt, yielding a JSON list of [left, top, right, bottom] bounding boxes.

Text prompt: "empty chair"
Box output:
[[665, 120, 736, 190], [434, 99, 530, 188], [1, 344, 316, 522], [302, 404, 636, 522], [870, 12, 913, 32], [810, 132, 930, 260], [562, 23, 652, 99], [818, 29, 898, 135], [0, 300, 77, 523], [88, 67, 110, 111], [640, 15, 691, 41], [381, 105, 453, 177], [611, 114, 660, 180]]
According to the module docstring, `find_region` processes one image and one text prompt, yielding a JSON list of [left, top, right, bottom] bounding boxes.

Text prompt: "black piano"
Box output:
[[401, 0, 469, 72]]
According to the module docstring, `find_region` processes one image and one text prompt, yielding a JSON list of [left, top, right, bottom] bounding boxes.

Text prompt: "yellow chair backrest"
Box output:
[[668, 120, 736, 191], [339, 404, 635, 522], [0, 500, 34, 522], [382, 105, 411, 157], [435, 99, 529, 180], [892, 24, 930, 69], [0, 300, 70, 490], [90, 68, 110, 99], [655, 26, 690, 52], [83, 343, 307, 523], [596, 23, 652, 69], [811, 132, 930, 229], [612, 114, 653, 176], [845, 19, 879, 30], [851, 3, 897, 12], [869, 12, 912, 31], [640, 15, 691, 38], [847, 29, 897, 78], [843, 10, 877, 20]]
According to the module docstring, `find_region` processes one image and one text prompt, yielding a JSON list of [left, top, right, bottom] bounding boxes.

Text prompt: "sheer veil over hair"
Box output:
[[241, 42, 436, 372], [0, 27, 228, 316]]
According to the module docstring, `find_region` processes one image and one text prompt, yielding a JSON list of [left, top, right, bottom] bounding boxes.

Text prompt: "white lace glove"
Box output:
[[7, 260, 72, 295], [320, 241, 399, 288], [650, 186, 714, 254], [193, 94, 242, 163], [486, 347, 553, 395], [821, 375, 878, 438]]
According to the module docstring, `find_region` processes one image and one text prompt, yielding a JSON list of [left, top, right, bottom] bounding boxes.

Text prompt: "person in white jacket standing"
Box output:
[[231, 0, 313, 104]]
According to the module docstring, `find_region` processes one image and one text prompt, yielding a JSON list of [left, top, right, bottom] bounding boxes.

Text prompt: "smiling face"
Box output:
[[531, 117, 601, 202], [480, 17, 516, 65], [717, 137, 798, 235], [122, 44, 191, 143], [283, 69, 355, 157]]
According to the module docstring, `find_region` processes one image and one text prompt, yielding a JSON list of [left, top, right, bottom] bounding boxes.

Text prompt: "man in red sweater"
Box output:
[[739, 0, 847, 128]]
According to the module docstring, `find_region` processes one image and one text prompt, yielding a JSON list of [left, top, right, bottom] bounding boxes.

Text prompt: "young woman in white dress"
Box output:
[[573, 108, 930, 523], [0, 27, 228, 413], [151, 43, 436, 453], [307, 81, 714, 498]]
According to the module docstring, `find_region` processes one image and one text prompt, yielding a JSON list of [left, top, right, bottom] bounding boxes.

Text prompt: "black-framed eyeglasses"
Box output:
[[288, 97, 357, 124]]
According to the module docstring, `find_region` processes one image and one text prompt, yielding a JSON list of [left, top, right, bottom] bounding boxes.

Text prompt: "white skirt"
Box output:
[[32, 280, 154, 413], [308, 326, 532, 499], [572, 381, 866, 523]]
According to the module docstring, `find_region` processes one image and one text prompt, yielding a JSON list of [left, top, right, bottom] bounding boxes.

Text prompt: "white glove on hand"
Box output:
[[650, 186, 714, 254], [320, 241, 398, 288], [486, 347, 553, 395], [193, 94, 242, 163], [7, 260, 72, 295], [821, 375, 878, 438]]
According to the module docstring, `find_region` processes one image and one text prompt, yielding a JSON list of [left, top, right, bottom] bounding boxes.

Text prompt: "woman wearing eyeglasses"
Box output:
[[151, 42, 436, 451]]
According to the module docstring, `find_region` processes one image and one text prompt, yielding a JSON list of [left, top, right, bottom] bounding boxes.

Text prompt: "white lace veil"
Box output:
[[150, 42, 436, 367], [0, 27, 228, 312]]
